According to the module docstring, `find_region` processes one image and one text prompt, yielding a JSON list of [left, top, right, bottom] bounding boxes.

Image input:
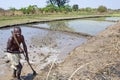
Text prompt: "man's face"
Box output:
[[14, 29, 21, 37]]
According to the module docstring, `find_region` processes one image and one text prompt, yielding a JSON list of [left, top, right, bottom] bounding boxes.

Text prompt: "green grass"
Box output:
[[0, 13, 82, 27], [0, 12, 119, 27], [107, 12, 120, 17], [83, 17, 106, 21]]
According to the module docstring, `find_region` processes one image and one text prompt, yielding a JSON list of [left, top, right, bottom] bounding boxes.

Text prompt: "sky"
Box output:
[[0, 0, 120, 10]]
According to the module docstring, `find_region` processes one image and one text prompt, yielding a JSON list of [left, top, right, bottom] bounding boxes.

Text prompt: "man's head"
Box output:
[[13, 27, 22, 37]]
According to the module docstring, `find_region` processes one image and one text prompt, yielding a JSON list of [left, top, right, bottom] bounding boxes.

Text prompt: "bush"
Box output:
[[72, 4, 79, 11], [97, 5, 107, 13]]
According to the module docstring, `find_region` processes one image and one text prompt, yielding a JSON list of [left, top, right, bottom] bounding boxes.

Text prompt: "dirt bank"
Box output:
[[34, 21, 120, 80]]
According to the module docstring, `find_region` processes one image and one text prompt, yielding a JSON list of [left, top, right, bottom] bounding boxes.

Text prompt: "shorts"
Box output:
[[6, 53, 21, 70]]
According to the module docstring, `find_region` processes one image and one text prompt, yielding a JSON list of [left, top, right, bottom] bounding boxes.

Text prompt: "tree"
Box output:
[[47, 0, 69, 8], [72, 4, 79, 11], [0, 8, 4, 11], [27, 5, 38, 14], [64, 5, 72, 12], [43, 4, 58, 12], [9, 7, 17, 11], [85, 7, 92, 12], [20, 5, 38, 14], [47, 0, 54, 5], [48, 21, 73, 31], [20, 8, 27, 14], [97, 5, 107, 13]]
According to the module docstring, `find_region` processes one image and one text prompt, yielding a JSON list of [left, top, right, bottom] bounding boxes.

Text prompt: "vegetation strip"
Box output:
[[28, 25, 93, 38], [0, 15, 110, 29]]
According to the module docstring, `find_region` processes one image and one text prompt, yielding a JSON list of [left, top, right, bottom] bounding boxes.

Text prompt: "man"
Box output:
[[6, 27, 29, 80]]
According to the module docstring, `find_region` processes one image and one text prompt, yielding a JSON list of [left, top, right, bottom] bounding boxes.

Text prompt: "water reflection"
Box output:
[[67, 20, 115, 35], [48, 21, 74, 31], [33, 19, 115, 35], [106, 17, 120, 22]]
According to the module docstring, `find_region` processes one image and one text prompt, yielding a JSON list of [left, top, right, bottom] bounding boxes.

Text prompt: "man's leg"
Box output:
[[16, 62, 22, 79], [12, 69, 17, 78]]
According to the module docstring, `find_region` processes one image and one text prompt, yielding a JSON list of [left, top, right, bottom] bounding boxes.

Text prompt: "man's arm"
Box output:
[[7, 37, 13, 52]]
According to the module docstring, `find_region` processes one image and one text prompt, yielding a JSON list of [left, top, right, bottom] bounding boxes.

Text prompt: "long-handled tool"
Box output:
[[12, 31, 37, 75]]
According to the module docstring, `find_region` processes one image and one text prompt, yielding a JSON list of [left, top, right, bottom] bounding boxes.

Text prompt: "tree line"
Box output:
[[0, 0, 119, 15]]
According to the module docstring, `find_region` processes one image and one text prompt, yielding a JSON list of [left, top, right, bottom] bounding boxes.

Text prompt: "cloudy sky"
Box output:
[[0, 0, 119, 10]]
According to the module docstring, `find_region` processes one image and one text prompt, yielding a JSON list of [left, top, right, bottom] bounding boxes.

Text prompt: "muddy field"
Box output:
[[0, 21, 120, 80], [0, 26, 87, 80]]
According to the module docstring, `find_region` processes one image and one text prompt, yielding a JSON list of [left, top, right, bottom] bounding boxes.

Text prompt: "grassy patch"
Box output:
[[0, 12, 119, 27]]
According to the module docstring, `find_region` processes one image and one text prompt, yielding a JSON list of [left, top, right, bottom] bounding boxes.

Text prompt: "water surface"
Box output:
[[33, 19, 115, 35], [0, 26, 86, 61], [106, 17, 120, 21]]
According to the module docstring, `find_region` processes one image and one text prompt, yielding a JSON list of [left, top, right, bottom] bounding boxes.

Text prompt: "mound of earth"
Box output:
[[34, 21, 120, 80]]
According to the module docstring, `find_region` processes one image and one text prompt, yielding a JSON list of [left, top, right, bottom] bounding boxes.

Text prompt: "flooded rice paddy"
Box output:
[[0, 26, 87, 74], [0, 18, 117, 76], [33, 19, 115, 35]]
